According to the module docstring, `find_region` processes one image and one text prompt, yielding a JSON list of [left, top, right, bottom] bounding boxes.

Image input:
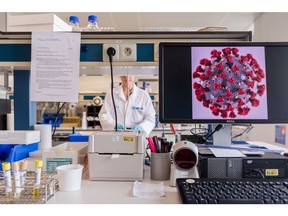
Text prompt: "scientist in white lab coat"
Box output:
[[99, 75, 156, 136]]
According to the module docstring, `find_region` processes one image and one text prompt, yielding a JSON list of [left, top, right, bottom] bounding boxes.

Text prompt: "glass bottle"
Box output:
[[85, 15, 100, 31], [69, 16, 81, 32]]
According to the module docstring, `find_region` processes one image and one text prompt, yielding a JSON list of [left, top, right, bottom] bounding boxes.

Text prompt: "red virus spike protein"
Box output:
[[192, 47, 266, 118]]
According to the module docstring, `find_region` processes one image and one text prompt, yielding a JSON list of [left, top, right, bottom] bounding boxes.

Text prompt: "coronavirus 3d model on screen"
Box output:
[[193, 47, 266, 118]]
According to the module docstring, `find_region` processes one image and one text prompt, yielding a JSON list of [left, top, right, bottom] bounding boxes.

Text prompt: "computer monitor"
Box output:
[[159, 42, 288, 145]]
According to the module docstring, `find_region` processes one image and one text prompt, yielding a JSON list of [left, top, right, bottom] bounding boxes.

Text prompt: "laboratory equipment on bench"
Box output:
[[0, 131, 40, 171], [1, 162, 12, 197], [33, 160, 43, 200], [0, 170, 58, 204], [69, 16, 81, 32], [84, 15, 100, 31], [170, 141, 199, 187], [88, 131, 145, 181]]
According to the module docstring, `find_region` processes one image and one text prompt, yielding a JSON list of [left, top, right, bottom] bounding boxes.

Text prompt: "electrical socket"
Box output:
[[103, 44, 119, 62], [119, 44, 136, 61]]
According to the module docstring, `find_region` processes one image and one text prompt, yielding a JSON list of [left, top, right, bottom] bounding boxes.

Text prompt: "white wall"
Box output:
[[0, 13, 7, 31], [78, 75, 158, 94], [79, 76, 111, 93], [253, 13, 288, 42], [245, 13, 288, 146]]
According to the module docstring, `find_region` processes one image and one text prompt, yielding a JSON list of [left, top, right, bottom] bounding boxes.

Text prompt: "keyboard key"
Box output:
[[199, 199, 208, 204], [264, 199, 273, 204], [208, 199, 217, 204], [273, 199, 283, 204], [187, 199, 198, 204]]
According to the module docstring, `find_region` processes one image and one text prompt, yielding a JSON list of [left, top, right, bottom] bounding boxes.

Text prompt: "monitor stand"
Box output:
[[212, 124, 232, 147]]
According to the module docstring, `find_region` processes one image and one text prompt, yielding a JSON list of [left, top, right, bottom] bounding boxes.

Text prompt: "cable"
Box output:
[[204, 124, 223, 141], [51, 102, 66, 139], [190, 127, 209, 137], [252, 169, 265, 179], [107, 47, 118, 131], [162, 124, 166, 138], [193, 124, 223, 144], [232, 124, 254, 139], [189, 126, 209, 144]]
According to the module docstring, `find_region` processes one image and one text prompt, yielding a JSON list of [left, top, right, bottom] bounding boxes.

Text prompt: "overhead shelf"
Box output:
[[0, 31, 252, 40]]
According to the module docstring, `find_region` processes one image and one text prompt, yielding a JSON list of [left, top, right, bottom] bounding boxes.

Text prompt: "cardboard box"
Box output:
[[7, 13, 71, 32], [42, 142, 88, 171]]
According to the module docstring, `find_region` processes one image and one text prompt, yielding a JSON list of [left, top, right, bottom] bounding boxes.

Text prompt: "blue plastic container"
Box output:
[[0, 142, 38, 171], [68, 133, 89, 142]]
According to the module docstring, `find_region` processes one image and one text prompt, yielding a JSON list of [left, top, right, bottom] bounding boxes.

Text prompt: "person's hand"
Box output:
[[114, 123, 125, 130], [132, 125, 144, 131]]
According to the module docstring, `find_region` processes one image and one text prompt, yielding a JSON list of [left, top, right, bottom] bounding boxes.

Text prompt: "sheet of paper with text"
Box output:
[[30, 32, 81, 103]]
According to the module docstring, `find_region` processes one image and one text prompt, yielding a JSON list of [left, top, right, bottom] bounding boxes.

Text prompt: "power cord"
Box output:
[[51, 102, 66, 139], [189, 124, 209, 143], [251, 169, 265, 179], [191, 124, 223, 144], [232, 124, 254, 139], [204, 124, 223, 143], [107, 47, 118, 131]]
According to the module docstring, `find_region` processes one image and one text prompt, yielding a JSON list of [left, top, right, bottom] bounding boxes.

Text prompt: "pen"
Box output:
[[170, 124, 177, 135], [168, 141, 174, 152], [160, 138, 167, 153], [147, 137, 156, 153], [152, 136, 159, 153]]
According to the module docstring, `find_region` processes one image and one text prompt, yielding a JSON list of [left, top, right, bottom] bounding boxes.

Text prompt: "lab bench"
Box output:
[[48, 165, 180, 204], [49, 141, 288, 204]]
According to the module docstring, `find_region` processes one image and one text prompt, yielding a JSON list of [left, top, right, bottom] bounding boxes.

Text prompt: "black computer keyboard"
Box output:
[[176, 178, 288, 204]]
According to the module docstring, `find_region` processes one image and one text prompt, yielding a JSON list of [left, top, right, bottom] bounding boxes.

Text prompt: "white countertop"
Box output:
[[48, 166, 180, 204], [47, 141, 288, 204]]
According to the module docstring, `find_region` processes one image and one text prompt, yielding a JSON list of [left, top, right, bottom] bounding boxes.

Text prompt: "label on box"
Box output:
[[46, 158, 72, 171], [113, 136, 120, 142], [124, 136, 135, 142], [265, 169, 279, 176]]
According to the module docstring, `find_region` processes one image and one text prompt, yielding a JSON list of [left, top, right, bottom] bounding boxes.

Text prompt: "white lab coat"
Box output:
[[99, 84, 156, 136]]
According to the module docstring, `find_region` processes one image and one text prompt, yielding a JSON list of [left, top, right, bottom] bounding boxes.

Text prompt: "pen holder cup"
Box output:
[[151, 152, 171, 181]]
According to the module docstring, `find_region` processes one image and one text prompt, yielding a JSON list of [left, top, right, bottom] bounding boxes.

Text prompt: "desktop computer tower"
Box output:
[[198, 149, 288, 179], [198, 155, 243, 178]]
